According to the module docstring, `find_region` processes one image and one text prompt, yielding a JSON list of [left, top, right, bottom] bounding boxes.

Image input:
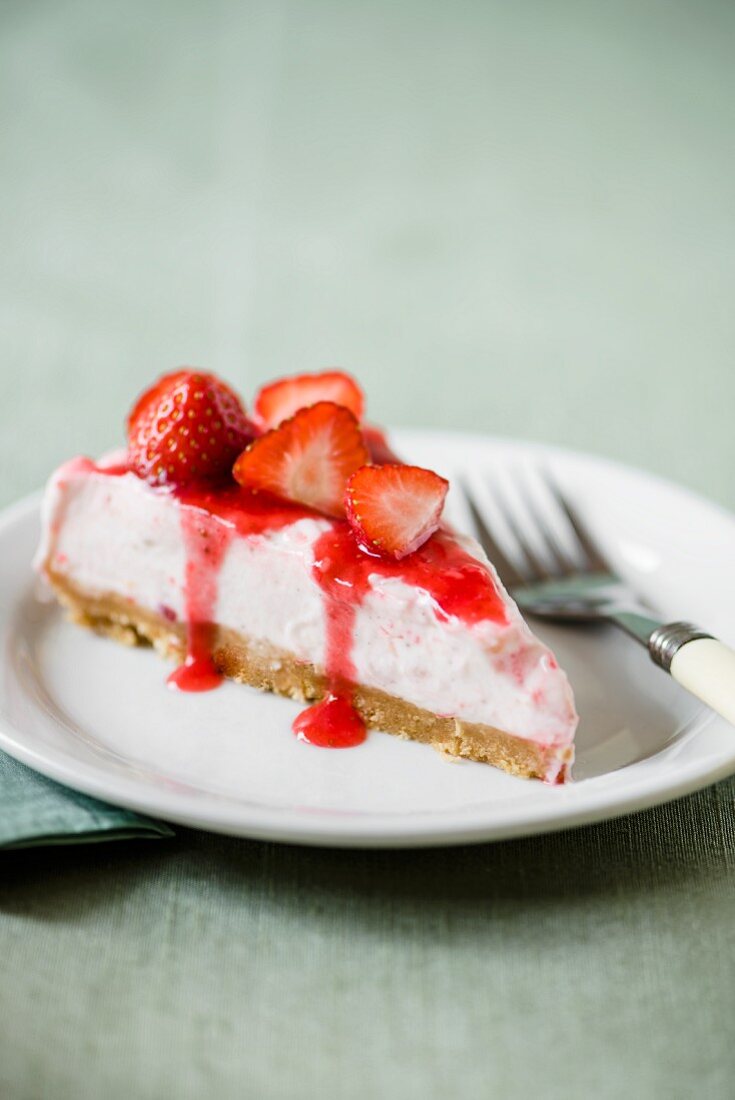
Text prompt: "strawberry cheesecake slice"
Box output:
[[35, 369, 578, 782]]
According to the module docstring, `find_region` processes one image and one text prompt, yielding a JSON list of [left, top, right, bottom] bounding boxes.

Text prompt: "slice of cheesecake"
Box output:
[[35, 369, 577, 782]]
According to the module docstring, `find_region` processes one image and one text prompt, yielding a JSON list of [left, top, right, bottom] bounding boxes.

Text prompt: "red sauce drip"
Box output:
[[293, 694, 366, 748], [169, 487, 316, 692], [166, 486, 315, 692], [291, 522, 507, 747], [92, 464, 316, 694], [310, 523, 507, 628], [167, 508, 235, 692], [167, 623, 224, 692]]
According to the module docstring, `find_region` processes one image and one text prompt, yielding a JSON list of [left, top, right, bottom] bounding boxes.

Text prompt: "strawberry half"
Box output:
[[253, 370, 365, 430], [233, 402, 369, 518], [127, 369, 256, 486], [345, 464, 449, 559]]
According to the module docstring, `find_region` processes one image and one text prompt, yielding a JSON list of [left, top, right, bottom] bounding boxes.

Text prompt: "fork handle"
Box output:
[[649, 623, 735, 726]]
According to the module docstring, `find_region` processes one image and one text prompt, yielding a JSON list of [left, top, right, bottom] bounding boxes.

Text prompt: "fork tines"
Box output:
[[460, 467, 611, 588]]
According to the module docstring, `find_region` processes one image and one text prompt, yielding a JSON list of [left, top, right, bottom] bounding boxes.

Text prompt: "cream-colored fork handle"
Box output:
[[670, 638, 735, 726]]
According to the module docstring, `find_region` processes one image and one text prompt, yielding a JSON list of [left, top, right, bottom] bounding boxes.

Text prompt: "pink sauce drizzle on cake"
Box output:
[[166, 509, 234, 692], [167, 483, 316, 693], [292, 523, 508, 747], [293, 694, 367, 748]]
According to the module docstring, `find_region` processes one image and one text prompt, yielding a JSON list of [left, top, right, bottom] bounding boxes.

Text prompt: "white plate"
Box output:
[[1, 431, 734, 847]]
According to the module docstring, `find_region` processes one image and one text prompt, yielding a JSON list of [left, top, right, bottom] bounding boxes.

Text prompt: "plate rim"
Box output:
[[1, 435, 734, 848]]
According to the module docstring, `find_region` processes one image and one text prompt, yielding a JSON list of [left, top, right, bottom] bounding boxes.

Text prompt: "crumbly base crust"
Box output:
[[46, 571, 572, 781]]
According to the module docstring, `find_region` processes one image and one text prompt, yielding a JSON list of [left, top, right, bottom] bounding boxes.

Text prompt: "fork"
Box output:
[[461, 470, 735, 726]]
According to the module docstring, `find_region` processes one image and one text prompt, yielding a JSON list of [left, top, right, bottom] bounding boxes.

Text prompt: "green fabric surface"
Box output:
[[1, 0, 734, 1097], [0, 752, 173, 850], [3, 793, 735, 1099]]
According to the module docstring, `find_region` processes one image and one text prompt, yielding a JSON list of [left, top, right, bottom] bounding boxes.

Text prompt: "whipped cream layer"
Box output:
[[36, 457, 578, 763]]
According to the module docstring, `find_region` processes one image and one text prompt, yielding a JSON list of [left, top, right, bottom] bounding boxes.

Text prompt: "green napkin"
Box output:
[[0, 750, 173, 849]]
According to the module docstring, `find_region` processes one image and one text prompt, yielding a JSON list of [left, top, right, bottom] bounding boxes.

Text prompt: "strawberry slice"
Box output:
[[253, 370, 365, 430], [345, 464, 449, 559], [233, 402, 369, 518], [127, 369, 256, 486]]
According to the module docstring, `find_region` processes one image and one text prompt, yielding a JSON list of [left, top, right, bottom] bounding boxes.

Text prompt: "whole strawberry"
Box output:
[[127, 370, 256, 486]]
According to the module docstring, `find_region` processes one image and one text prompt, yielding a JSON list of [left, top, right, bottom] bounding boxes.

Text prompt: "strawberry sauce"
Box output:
[[293, 527, 366, 748], [310, 522, 508, 630], [291, 522, 507, 747], [293, 694, 367, 748], [166, 484, 316, 693], [166, 508, 233, 692]]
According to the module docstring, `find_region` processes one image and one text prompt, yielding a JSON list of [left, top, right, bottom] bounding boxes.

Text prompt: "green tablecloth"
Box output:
[[0, 753, 173, 850], [1, 1, 734, 1096]]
